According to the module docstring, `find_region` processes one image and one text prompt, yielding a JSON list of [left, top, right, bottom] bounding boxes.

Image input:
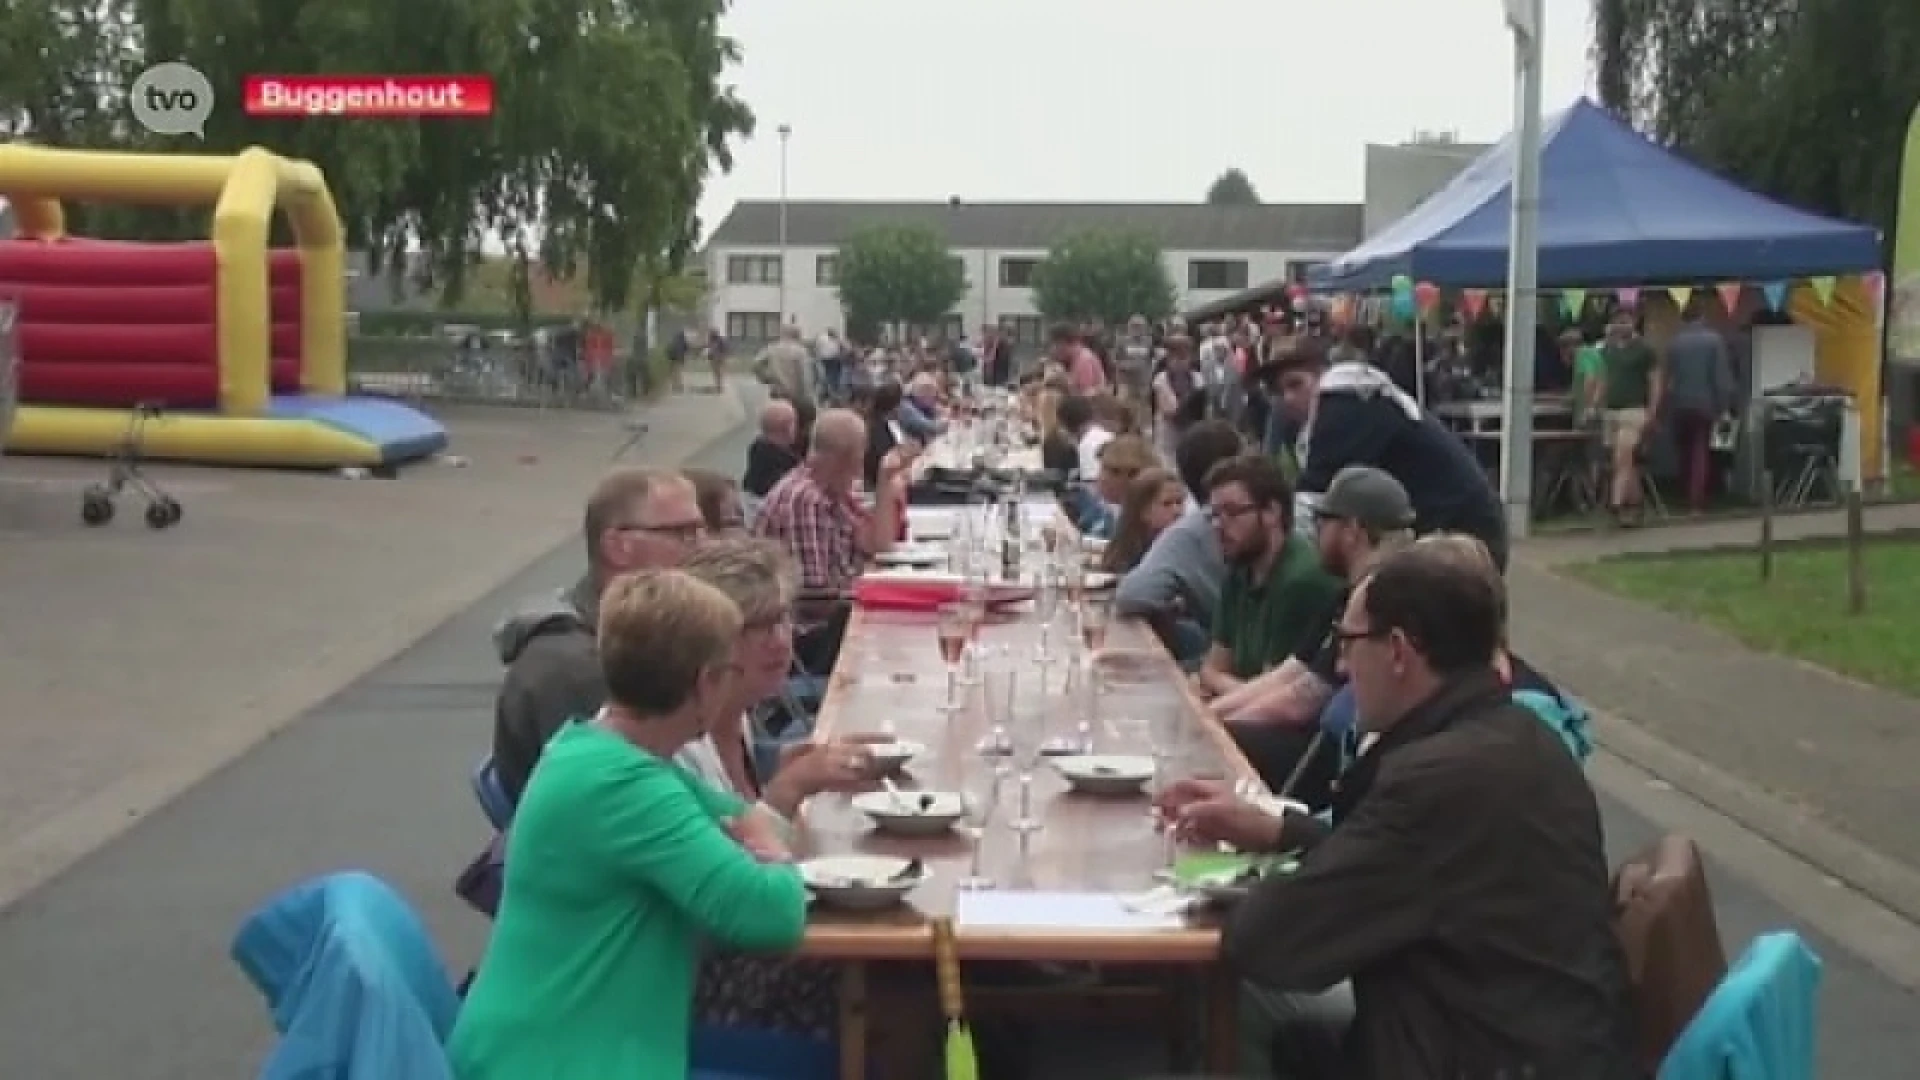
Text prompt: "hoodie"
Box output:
[[231, 871, 460, 1080], [491, 574, 607, 803]]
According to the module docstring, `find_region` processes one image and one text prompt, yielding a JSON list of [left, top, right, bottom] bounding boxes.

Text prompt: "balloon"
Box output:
[[1413, 282, 1441, 312], [1390, 274, 1413, 296]]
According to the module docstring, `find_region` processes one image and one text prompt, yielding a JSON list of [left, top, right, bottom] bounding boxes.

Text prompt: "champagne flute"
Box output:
[[1081, 594, 1111, 653], [1006, 666, 1050, 835], [935, 604, 969, 713], [957, 765, 1000, 890], [976, 651, 1014, 760]]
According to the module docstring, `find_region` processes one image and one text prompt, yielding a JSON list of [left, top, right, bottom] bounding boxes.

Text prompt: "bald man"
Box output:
[[755, 407, 911, 670], [743, 399, 801, 497]]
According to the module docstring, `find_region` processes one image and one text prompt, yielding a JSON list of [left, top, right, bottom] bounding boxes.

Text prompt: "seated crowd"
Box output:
[[455, 342, 1659, 1080]]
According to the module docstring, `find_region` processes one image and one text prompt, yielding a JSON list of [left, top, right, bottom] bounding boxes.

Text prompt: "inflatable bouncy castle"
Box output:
[[0, 145, 445, 468]]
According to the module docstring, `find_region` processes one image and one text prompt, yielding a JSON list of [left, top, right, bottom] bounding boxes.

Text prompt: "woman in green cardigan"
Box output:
[[449, 569, 808, 1080]]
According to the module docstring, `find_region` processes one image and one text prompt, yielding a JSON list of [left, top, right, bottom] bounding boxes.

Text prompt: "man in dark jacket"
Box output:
[[1274, 346, 1509, 569], [490, 467, 706, 801], [1160, 544, 1638, 1080]]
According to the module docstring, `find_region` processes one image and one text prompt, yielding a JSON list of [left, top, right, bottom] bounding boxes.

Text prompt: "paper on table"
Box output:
[[955, 890, 1188, 933]]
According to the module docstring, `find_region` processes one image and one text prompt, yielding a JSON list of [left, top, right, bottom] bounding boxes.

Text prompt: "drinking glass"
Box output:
[[958, 765, 1000, 890], [959, 559, 990, 686], [1006, 662, 1051, 835], [1080, 594, 1111, 654], [976, 652, 1014, 760], [935, 604, 969, 713]]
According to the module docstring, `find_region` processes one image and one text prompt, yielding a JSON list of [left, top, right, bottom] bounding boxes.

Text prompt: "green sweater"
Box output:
[[449, 721, 808, 1080]]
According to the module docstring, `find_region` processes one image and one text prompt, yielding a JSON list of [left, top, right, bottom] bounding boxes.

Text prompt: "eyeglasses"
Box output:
[[1206, 502, 1262, 523], [1332, 625, 1392, 652], [617, 519, 707, 542]]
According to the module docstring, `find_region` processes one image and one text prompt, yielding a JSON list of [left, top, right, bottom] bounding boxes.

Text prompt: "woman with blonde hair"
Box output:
[[677, 537, 880, 1054], [1062, 433, 1158, 538], [1100, 466, 1186, 574], [450, 569, 806, 1080]]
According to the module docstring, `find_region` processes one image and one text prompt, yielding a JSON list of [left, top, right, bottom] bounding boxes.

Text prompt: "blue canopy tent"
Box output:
[[1311, 98, 1882, 292]]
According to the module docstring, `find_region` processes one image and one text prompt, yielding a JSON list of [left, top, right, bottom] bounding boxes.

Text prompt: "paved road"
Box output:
[[0, 426, 1912, 1078]]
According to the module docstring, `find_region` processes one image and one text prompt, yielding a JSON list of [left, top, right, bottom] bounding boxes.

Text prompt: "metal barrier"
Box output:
[[0, 300, 16, 449], [346, 335, 637, 411]]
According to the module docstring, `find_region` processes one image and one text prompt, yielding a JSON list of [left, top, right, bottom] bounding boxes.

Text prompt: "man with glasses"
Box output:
[[1159, 544, 1636, 1080], [492, 467, 708, 801]]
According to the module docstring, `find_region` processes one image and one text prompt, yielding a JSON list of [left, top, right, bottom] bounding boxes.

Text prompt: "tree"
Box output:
[[1591, 0, 1920, 236], [1030, 229, 1176, 327], [1206, 168, 1261, 206], [0, 0, 753, 320], [833, 223, 967, 338]]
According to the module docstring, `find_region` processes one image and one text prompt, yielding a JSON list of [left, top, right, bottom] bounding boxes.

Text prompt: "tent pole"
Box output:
[[1500, 0, 1545, 541]]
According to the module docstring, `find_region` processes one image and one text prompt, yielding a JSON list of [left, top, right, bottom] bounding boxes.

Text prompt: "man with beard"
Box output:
[[1196, 455, 1344, 795], [1211, 466, 1414, 735]]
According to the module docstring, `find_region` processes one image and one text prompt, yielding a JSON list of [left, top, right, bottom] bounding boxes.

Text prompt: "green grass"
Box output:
[[1567, 539, 1920, 697]]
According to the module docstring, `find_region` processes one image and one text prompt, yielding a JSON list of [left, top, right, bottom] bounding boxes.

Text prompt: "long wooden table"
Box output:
[[797, 596, 1263, 1078]]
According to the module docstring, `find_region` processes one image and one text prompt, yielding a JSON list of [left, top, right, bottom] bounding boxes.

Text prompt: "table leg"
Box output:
[[838, 961, 869, 1080], [1204, 964, 1240, 1074]]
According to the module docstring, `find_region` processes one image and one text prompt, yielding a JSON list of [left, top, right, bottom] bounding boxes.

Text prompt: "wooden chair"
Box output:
[[1611, 834, 1728, 1074]]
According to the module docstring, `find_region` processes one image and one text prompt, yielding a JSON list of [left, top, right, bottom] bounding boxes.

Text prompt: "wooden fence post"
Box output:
[[1758, 470, 1774, 582]]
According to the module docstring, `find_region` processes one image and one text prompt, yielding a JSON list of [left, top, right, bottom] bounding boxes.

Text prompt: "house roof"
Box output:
[[706, 200, 1363, 254]]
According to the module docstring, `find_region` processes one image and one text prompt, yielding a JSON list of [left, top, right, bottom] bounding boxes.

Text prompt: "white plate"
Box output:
[[1053, 754, 1156, 795], [798, 855, 927, 911], [875, 543, 946, 567], [851, 790, 964, 835]]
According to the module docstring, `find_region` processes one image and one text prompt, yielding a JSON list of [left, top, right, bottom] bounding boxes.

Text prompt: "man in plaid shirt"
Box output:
[[754, 408, 910, 642]]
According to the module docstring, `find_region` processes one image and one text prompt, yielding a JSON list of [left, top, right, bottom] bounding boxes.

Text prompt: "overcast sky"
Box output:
[[697, 0, 1598, 233]]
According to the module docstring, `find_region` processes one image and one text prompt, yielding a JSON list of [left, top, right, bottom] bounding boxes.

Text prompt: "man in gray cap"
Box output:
[[1210, 465, 1415, 732]]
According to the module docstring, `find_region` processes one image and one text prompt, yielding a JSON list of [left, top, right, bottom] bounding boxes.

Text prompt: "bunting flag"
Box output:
[[1413, 281, 1441, 313], [1810, 275, 1836, 306], [1716, 282, 1744, 316], [1616, 286, 1640, 309], [1761, 281, 1790, 312], [1667, 285, 1694, 312], [1461, 288, 1488, 319], [1862, 270, 1886, 308], [1561, 288, 1587, 318]]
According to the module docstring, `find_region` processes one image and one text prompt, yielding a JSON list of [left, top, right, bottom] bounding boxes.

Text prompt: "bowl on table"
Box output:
[[874, 543, 946, 568], [1053, 754, 1156, 796], [799, 855, 929, 912], [857, 739, 924, 775], [851, 789, 964, 836]]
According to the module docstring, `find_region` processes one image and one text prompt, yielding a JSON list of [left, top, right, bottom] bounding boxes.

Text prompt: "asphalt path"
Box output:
[[0, 422, 1911, 1078]]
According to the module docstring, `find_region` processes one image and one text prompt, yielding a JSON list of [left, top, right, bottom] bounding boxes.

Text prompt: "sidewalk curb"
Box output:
[[1590, 708, 1920, 987], [0, 393, 753, 916]]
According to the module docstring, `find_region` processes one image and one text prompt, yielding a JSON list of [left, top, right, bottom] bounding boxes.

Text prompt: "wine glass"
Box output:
[[935, 604, 969, 713], [957, 765, 1000, 890], [958, 558, 990, 686], [1081, 594, 1111, 653]]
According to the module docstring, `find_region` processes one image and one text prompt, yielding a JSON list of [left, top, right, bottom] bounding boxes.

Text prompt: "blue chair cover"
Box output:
[[470, 755, 515, 831], [1658, 931, 1822, 1080]]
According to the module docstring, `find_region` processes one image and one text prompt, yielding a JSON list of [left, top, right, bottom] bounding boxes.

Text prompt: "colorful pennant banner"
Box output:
[[1810, 276, 1836, 306], [1616, 286, 1640, 309], [1716, 282, 1743, 316], [1761, 281, 1789, 312], [1667, 285, 1693, 312], [1561, 288, 1587, 318]]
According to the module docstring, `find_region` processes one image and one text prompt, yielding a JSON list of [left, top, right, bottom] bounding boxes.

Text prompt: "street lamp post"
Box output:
[[1500, 0, 1544, 540], [777, 123, 792, 329]]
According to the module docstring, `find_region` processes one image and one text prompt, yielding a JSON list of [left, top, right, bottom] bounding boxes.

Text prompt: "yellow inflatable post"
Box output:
[[1789, 276, 1884, 482], [0, 144, 346, 415]]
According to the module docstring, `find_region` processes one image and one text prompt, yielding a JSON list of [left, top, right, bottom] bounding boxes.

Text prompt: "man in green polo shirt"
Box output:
[[1598, 307, 1663, 524], [1196, 453, 1344, 702]]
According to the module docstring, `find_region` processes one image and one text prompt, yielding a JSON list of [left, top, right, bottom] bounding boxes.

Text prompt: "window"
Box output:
[[998, 257, 1039, 288], [1187, 259, 1249, 291], [1000, 315, 1045, 346], [1285, 260, 1326, 284], [950, 255, 967, 284], [725, 311, 781, 342], [725, 254, 782, 285], [815, 255, 838, 286]]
